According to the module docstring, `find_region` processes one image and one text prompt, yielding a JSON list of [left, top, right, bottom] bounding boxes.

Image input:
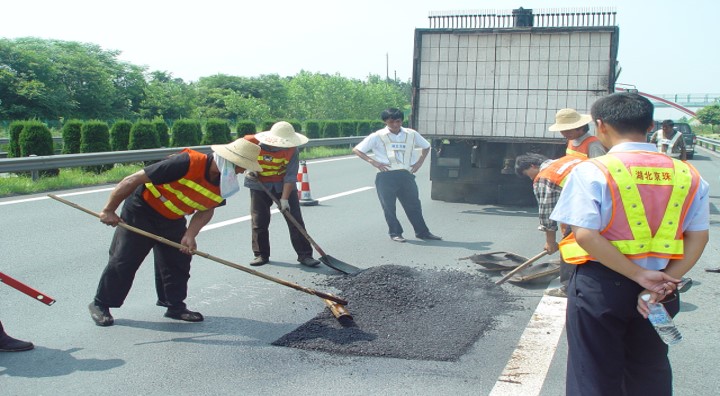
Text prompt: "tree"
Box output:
[[696, 104, 720, 133]]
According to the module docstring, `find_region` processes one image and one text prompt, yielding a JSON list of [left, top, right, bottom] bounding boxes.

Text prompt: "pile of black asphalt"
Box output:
[[272, 264, 519, 361]]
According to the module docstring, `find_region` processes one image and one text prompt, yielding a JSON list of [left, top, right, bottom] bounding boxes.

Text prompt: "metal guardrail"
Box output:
[[696, 136, 720, 152], [0, 137, 363, 173]]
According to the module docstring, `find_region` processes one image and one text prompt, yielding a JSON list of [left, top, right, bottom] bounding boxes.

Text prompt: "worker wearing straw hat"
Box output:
[[549, 108, 607, 159], [89, 138, 262, 327], [242, 121, 321, 268]]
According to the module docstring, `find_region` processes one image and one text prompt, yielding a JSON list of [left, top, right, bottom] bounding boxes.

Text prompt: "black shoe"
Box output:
[[298, 257, 321, 267], [250, 256, 269, 266], [416, 232, 442, 240], [88, 302, 114, 327], [390, 235, 406, 243], [164, 308, 204, 322], [0, 328, 34, 352]]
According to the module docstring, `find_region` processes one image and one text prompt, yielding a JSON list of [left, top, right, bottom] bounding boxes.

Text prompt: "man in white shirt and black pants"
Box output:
[[353, 108, 441, 243]]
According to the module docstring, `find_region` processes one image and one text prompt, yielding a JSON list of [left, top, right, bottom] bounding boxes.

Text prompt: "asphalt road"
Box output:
[[1, 148, 720, 395]]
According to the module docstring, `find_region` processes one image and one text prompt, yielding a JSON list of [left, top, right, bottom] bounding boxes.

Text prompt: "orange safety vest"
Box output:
[[566, 135, 600, 158], [558, 151, 700, 264], [244, 135, 295, 183], [142, 148, 223, 220], [534, 155, 585, 188]]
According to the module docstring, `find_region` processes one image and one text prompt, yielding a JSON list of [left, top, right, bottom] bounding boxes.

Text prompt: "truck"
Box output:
[[410, 7, 619, 206]]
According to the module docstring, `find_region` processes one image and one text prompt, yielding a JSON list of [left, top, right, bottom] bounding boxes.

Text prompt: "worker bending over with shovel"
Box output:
[[88, 138, 262, 326], [242, 121, 321, 268], [514, 153, 585, 297], [550, 92, 709, 396]]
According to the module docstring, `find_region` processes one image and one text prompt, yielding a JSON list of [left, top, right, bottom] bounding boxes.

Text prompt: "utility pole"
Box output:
[[386, 53, 389, 81]]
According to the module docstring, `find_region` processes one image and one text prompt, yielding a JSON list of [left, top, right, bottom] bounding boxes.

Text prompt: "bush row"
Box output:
[[5, 118, 396, 157]]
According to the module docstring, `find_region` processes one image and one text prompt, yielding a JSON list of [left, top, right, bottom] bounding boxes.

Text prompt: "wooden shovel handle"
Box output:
[[47, 194, 348, 305], [495, 250, 549, 286]]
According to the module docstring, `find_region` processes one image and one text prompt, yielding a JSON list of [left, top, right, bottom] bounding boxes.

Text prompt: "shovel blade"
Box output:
[[320, 255, 361, 274]]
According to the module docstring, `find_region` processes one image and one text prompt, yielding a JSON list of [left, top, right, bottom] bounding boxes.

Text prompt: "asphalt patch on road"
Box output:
[[272, 265, 519, 361]]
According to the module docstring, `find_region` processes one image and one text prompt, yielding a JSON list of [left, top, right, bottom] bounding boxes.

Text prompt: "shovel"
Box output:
[[495, 250, 549, 285], [48, 194, 348, 306], [254, 179, 362, 275]]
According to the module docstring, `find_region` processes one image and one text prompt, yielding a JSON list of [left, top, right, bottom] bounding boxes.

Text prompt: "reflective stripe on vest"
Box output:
[[559, 154, 694, 264], [379, 129, 416, 171], [535, 156, 585, 188], [142, 149, 223, 219], [244, 135, 295, 182], [566, 136, 599, 158]]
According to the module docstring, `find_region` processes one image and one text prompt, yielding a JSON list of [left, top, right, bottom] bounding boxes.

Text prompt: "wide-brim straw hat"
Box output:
[[211, 138, 263, 172], [255, 121, 309, 148], [548, 108, 592, 132]]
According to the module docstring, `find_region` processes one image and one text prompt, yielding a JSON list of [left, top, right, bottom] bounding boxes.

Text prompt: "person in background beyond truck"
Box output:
[[549, 108, 607, 158], [650, 119, 687, 161], [353, 108, 441, 243], [550, 92, 709, 396], [515, 153, 585, 298]]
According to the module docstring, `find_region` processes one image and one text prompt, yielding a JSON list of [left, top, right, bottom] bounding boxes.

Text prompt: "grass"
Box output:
[[0, 146, 353, 198]]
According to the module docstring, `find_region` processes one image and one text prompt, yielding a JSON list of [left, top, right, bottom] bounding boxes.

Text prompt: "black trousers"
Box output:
[[94, 203, 191, 310], [375, 170, 430, 237], [250, 188, 313, 260], [566, 261, 679, 396]]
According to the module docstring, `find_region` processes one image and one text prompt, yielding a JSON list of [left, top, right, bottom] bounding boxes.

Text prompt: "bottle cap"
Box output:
[[641, 294, 651, 302]]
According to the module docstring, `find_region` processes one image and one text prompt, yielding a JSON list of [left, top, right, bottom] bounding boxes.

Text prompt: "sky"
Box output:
[[2, 0, 717, 118]]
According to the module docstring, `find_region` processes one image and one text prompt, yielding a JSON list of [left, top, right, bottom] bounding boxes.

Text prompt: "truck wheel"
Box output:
[[686, 152, 694, 160]]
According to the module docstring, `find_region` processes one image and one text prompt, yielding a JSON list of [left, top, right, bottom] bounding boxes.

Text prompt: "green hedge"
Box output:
[[61, 119, 83, 154], [153, 118, 170, 147], [110, 120, 132, 151], [322, 121, 340, 138], [129, 120, 160, 150], [235, 120, 256, 137], [81, 120, 112, 173], [19, 121, 59, 177], [304, 120, 323, 139], [7, 121, 27, 158], [339, 120, 358, 137], [202, 118, 232, 145], [171, 119, 202, 147]]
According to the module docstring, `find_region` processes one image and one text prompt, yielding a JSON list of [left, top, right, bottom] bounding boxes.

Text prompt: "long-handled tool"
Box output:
[[495, 250, 549, 285], [0, 271, 56, 306], [48, 194, 348, 306], [255, 180, 361, 275]]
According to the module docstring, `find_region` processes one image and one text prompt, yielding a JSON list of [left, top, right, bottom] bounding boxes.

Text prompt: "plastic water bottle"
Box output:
[[641, 294, 682, 345]]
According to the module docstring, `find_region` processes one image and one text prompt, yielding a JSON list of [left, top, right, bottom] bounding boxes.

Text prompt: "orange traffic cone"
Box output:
[[297, 160, 319, 206]]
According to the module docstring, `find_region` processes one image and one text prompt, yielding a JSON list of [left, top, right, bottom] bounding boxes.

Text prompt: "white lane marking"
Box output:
[[200, 186, 375, 232], [0, 187, 115, 206], [489, 294, 567, 396], [0, 156, 362, 207]]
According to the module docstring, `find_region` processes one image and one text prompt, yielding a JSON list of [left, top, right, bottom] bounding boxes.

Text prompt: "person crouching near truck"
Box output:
[[514, 153, 585, 298], [353, 108, 441, 243], [550, 108, 607, 158], [550, 92, 709, 396], [88, 138, 263, 326]]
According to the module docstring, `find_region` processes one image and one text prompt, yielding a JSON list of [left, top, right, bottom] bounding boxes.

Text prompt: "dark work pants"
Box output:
[[94, 204, 190, 310], [566, 261, 678, 396], [375, 170, 430, 237], [250, 188, 313, 260]]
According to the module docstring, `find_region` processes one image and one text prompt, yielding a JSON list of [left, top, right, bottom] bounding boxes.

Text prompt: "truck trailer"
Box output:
[[411, 7, 619, 205]]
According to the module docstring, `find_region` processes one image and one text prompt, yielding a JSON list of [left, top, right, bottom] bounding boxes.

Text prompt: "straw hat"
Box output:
[[255, 121, 309, 148], [211, 138, 263, 172], [548, 108, 592, 132]]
